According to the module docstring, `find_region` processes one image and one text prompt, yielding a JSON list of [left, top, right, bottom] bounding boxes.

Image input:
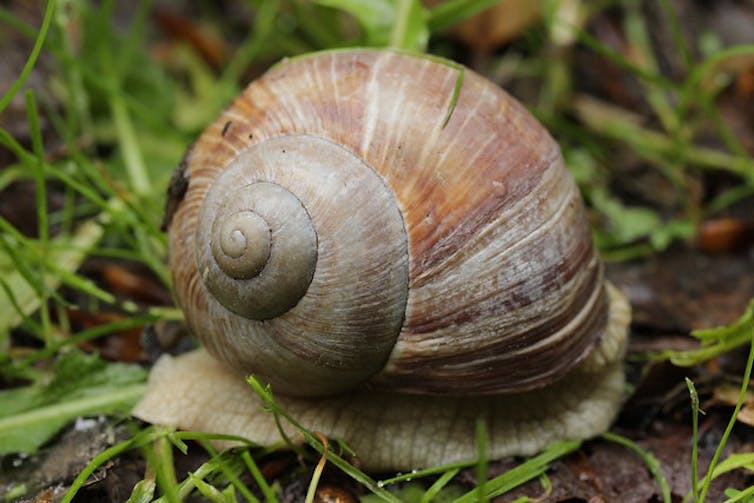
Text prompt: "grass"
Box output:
[[1, 0, 754, 501]]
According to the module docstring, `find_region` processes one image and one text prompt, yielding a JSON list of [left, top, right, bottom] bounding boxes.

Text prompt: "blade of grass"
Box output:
[[305, 433, 329, 503], [657, 0, 691, 71], [125, 477, 156, 503], [0, 166, 24, 192], [657, 300, 754, 366], [147, 435, 180, 503], [534, 473, 553, 501], [188, 473, 231, 503], [623, 0, 680, 136], [681, 44, 754, 107], [170, 431, 259, 447], [109, 93, 150, 196], [428, 0, 504, 33], [221, 0, 281, 89], [419, 467, 459, 503], [711, 452, 754, 480], [696, 327, 754, 502], [246, 376, 402, 502], [379, 458, 476, 486], [0, 276, 43, 346], [61, 426, 167, 503], [53, 0, 95, 141], [573, 95, 754, 184], [24, 90, 53, 344], [388, 0, 428, 51], [454, 440, 581, 502], [0, 232, 64, 332], [0, 0, 55, 113], [314, 0, 393, 46], [150, 437, 267, 503], [0, 215, 118, 332], [199, 440, 259, 503], [87, 1, 151, 198], [15, 312, 160, 369], [573, 23, 679, 88], [112, 0, 153, 83], [0, 5, 38, 38], [602, 432, 671, 503], [475, 417, 489, 503], [686, 378, 701, 502], [706, 183, 754, 215], [240, 449, 279, 502], [698, 94, 750, 159], [154, 456, 226, 502], [724, 485, 754, 503], [0, 382, 146, 454]]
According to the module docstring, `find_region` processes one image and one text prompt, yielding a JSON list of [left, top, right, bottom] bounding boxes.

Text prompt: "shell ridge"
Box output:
[[412, 61, 458, 173], [431, 260, 603, 369], [410, 142, 557, 288], [409, 151, 566, 300], [359, 52, 390, 156]]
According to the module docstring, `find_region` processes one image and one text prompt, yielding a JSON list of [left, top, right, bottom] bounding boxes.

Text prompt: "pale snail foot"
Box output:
[[133, 283, 630, 472]]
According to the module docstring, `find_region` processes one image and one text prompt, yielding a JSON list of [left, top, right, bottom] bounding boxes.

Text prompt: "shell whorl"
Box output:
[[200, 180, 318, 320], [189, 134, 409, 395], [212, 207, 271, 280]]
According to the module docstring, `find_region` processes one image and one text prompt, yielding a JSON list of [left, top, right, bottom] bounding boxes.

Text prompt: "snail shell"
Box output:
[[168, 49, 610, 397], [135, 49, 630, 470]]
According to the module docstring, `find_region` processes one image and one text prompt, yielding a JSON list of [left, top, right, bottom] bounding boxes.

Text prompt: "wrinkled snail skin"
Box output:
[[134, 49, 631, 470]]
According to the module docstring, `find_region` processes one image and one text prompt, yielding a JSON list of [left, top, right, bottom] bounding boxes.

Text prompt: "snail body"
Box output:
[[135, 49, 630, 471]]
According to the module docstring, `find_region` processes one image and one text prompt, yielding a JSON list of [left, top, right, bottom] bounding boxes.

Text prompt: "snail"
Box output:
[[134, 49, 631, 471]]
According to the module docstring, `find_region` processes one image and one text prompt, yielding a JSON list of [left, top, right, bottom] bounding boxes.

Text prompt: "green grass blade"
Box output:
[[315, 0, 393, 46], [61, 427, 165, 503], [147, 434, 180, 503], [125, 478, 157, 503], [658, 300, 754, 366], [454, 440, 581, 502], [0, 0, 55, 113], [199, 440, 260, 503], [0, 6, 37, 38], [16, 312, 159, 369], [246, 376, 402, 502], [712, 452, 754, 479], [388, 0, 428, 51], [0, 383, 146, 454], [379, 459, 476, 486], [723, 485, 754, 503], [603, 432, 671, 503], [475, 417, 489, 503], [697, 328, 754, 502], [419, 468, 460, 503], [428, 0, 504, 32], [0, 214, 119, 336], [686, 378, 700, 502], [240, 449, 279, 502]]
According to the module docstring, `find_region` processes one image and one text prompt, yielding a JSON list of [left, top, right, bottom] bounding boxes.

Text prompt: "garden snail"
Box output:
[[134, 49, 631, 471]]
